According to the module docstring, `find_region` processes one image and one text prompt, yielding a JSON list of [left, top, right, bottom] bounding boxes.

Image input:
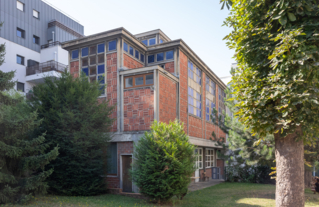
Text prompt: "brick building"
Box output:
[[62, 28, 227, 193]]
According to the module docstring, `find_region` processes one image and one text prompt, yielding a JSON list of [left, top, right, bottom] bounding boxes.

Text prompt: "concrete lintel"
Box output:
[[26, 71, 61, 84], [110, 133, 144, 143], [189, 136, 222, 148]]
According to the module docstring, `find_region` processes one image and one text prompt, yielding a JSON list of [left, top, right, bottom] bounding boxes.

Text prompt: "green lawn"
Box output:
[[2, 183, 319, 207]]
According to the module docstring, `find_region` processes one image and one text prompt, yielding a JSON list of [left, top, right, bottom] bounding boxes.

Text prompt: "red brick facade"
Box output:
[[164, 61, 174, 74], [123, 88, 154, 131], [179, 51, 188, 132], [107, 52, 118, 132], [159, 73, 177, 124], [70, 61, 79, 78], [189, 116, 203, 138], [124, 54, 144, 69]]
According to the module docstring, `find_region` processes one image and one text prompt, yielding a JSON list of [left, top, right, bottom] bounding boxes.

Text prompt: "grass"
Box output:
[[2, 183, 319, 207]]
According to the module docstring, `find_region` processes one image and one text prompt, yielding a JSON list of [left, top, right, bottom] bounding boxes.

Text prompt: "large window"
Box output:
[[194, 148, 203, 169], [206, 77, 216, 121], [17, 1, 24, 11], [17, 28, 25, 38], [188, 61, 202, 118], [205, 149, 214, 168], [124, 73, 154, 89], [147, 50, 174, 64], [16, 55, 24, 65], [107, 143, 117, 175]]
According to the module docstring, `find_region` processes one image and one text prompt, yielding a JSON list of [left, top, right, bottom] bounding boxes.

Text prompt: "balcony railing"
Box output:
[[41, 41, 61, 49], [26, 60, 67, 76]]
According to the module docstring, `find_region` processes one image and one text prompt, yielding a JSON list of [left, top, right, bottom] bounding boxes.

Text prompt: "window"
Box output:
[[98, 43, 105, 53], [218, 86, 226, 121], [149, 38, 156, 46], [159, 39, 163, 44], [157, 53, 164, 62], [17, 1, 24, 11], [16, 55, 24, 65], [33, 35, 40, 45], [108, 40, 116, 51], [107, 143, 117, 175], [194, 148, 203, 169], [90, 55, 97, 65], [17, 82, 24, 92], [206, 149, 215, 168], [82, 58, 88, 67], [17, 28, 25, 38], [140, 54, 144, 62], [72, 50, 79, 59], [124, 42, 128, 52], [188, 61, 202, 118], [82, 67, 89, 76], [82, 47, 88, 57], [124, 73, 154, 89], [135, 50, 139, 59], [206, 76, 216, 121], [166, 50, 174, 60], [148, 55, 154, 63], [129, 46, 134, 56], [33, 10, 39, 19], [142, 39, 148, 46], [89, 45, 96, 55]]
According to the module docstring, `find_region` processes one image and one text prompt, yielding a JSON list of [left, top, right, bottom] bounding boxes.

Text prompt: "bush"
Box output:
[[131, 120, 195, 203], [225, 165, 272, 184]]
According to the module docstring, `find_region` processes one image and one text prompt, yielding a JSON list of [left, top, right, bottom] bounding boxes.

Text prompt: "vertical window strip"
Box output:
[[188, 61, 202, 118], [206, 76, 216, 121]]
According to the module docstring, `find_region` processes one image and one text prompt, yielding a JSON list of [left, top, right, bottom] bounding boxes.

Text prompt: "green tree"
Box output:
[[222, 0, 319, 206], [131, 120, 195, 203], [29, 72, 114, 196], [0, 71, 58, 204]]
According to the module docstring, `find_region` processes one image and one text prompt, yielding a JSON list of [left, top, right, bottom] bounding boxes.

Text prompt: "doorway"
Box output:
[[122, 155, 132, 192]]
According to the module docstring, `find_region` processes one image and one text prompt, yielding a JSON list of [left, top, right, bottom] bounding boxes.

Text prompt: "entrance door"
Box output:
[[122, 155, 132, 192], [212, 167, 220, 179]]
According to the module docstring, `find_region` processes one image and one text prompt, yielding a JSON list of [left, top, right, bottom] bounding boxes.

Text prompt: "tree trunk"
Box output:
[[275, 126, 304, 207]]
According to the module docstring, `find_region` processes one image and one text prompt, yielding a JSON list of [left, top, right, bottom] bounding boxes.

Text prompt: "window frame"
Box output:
[[188, 61, 202, 118], [16, 55, 24, 65], [124, 73, 154, 89], [17, 27, 25, 38], [17, 1, 24, 12], [107, 143, 118, 175], [33, 35, 40, 45], [17, 82, 24, 92], [205, 148, 215, 168], [194, 148, 203, 170], [206, 76, 217, 121], [33, 9, 39, 19]]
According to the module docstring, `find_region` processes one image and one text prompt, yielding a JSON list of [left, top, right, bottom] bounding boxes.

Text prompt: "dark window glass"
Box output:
[[89, 45, 96, 55], [98, 43, 105, 53], [98, 64, 105, 74], [145, 74, 153, 85], [148, 55, 154, 63], [142, 40, 148, 46], [17, 82, 24, 92], [107, 143, 117, 174], [16, 55, 24, 65], [149, 38, 156, 45], [33, 35, 40, 44], [166, 50, 174, 60], [82, 58, 88, 67], [82, 68, 89, 76], [82, 47, 88, 57], [124, 42, 128, 52], [72, 50, 79, 59], [140, 54, 144, 62], [89, 56, 96, 65], [160, 39, 163, 43], [89, 66, 96, 75], [135, 76, 144, 86], [98, 75, 105, 84], [98, 54, 104, 64], [90, 76, 96, 82], [157, 53, 164, 61], [125, 77, 133, 88], [108, 40, 116, 51], [129, 46, 134, 56], [135, 50, 139, 59], [17, 28, 25, 38]]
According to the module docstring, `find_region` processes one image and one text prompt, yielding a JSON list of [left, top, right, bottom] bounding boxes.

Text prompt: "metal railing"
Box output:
[[41, 41, 61, 49], [26, 60, 67, 76]]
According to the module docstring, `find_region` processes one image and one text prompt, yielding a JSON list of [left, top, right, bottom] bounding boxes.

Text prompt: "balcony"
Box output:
[[26, 60, 67, 84], [41, 41, 61, 49]]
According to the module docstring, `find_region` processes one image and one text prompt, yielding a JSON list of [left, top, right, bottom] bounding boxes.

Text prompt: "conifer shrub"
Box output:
[[131, 120, 195, 203]]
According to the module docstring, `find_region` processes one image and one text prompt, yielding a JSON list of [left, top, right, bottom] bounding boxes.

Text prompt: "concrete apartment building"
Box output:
[[0, 0, 84, 94], [62, 28, 228, 193]]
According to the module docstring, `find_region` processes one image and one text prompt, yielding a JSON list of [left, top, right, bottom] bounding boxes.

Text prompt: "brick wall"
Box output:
[[123, 88, 154, 131], [124, 54, 144, 69], [107, 52, 118, 132], [159, 73, 177, 124], [189, 116, 203, 138], [206, 122, 217, 140], [179, 51, 188, 132], [164, 61, 174, 74], [70, 61, 79, 78], [217, 159, 224, 178]]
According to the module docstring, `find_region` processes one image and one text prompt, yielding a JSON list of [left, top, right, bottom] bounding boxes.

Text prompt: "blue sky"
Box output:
[[45, 0, 234, 78]]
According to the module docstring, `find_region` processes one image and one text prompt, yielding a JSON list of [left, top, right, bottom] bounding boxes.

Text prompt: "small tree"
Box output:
[[29, 72, 114, 196], [0, 70, 58, 204], [132, 120, 195, 203]]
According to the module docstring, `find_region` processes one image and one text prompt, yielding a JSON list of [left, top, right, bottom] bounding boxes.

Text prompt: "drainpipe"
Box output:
[[52, 31, 55, 42]]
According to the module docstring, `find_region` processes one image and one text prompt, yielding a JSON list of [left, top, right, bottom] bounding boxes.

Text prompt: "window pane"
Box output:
[[89, 56, 96, 65], [140, 54, 144, 62], [159, 39, 163, 43], [82, 68, 88, 76], [98, 54, 104, 64], [90, 76, 96, 82], [100, 85, 105, 95], [17, 1, 24, 11], [157, 53, 164, 61], [145, 74, 153, 85], [135, 76, 144, 86], [17, 82, 24, 92], [72, 50, 79, 59], [89, 46, 96, 55], [16, 55, 24, 65], [166, 50, 174, 60], [109, 40, 116, 51], [98, 43, 105, 53], [98, 75, 105, 84], [149, 38, 156, 45], [98, 64, 105, 74], [89, 66, 96, 75], [142, 40, 148, 46], [107, 143, 117, 174], [129, 46, 134, 56], [135, 50, 139, 59], [33, 10, 39, 18], [124, 42, 128, 52], [17, 29, 22, 37], [82, 58, 88, 67], [82, 47, 88, 57], [148, 55, 154, 63], [125, 78, 133, 88]]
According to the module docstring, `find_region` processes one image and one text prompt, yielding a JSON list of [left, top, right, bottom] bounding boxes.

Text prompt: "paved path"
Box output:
[[188, 179, 224, 192]]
